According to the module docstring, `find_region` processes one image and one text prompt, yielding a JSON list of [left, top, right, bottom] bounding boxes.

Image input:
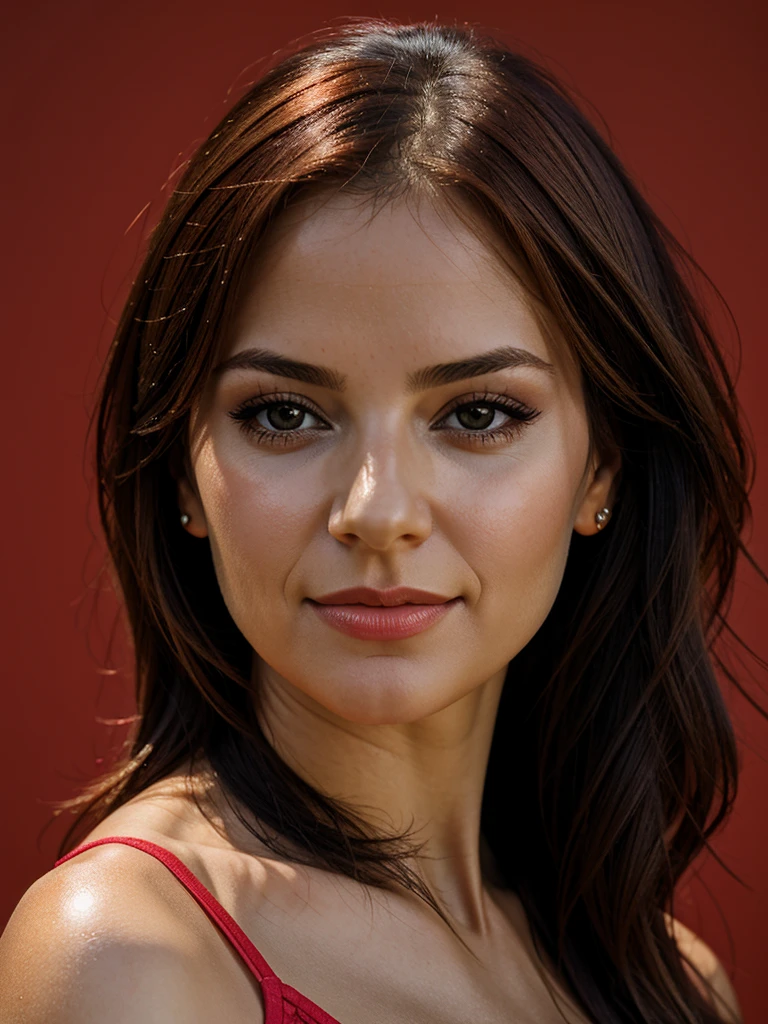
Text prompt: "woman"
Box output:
[[0, 18, 754, 1023]]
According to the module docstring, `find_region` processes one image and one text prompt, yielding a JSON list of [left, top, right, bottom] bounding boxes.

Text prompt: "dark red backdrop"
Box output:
[[1, 0, 765, 1017]]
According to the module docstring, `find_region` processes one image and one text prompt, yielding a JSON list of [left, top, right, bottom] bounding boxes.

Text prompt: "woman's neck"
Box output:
[[250, 659, 509, 932]]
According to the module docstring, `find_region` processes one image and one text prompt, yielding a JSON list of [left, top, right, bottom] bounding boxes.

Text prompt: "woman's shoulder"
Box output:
[[664, 913, 743, 1024], [0, 843, 220, 1022], [0, 829, 269, 1023]]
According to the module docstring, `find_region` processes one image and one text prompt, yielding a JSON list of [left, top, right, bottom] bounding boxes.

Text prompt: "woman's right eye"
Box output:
[[252, 402, 319, 432], [228, 394, 329, 446]]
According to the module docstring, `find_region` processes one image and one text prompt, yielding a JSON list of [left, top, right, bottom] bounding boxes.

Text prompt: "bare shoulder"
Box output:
[[665, 913, 743, 1024], [0, 843, 265, 1024]]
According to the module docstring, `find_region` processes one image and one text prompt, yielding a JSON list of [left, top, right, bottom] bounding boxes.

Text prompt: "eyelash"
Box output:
[[228, 389, 542, 448]]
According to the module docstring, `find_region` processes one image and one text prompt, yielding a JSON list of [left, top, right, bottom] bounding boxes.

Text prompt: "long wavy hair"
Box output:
[[56, 18, 765, 1023]]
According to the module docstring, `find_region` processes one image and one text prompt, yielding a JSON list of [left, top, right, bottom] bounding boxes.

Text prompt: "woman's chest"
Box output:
[[208, 867, 590, 1024], [210, 938, 589, 1024]]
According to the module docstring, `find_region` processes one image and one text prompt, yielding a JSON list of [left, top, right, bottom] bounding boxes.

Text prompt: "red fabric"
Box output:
[[54, 836, 343, 1024]]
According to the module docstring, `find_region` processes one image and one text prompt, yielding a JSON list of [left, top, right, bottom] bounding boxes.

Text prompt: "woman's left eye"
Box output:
[[445, 405, 505, 431], [437, 394, 540, 442]]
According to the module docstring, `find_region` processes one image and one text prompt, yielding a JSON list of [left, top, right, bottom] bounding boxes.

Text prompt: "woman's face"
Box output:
[[181, 192, 619, 726]]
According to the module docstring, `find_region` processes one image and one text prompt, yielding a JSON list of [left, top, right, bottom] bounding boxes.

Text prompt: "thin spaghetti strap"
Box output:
[[54, 835, 285, 1016]]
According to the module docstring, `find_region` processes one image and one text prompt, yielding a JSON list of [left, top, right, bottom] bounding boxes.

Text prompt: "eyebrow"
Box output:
[[213, 345, 555, 393]]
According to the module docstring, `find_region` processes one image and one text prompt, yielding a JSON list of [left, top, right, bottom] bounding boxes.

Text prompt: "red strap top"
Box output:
[[54, 836, 344, 1024]]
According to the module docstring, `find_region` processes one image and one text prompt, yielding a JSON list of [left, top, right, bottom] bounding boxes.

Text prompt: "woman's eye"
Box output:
[[228, 395, 326, 446], [229, 392, 540, 448], [254, 402, 319, 432], [437, 395, 541, 443], [443, 402, 509, 432]]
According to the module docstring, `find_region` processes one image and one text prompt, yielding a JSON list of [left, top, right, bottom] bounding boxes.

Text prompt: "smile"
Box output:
[[307, 598, 462, 640]]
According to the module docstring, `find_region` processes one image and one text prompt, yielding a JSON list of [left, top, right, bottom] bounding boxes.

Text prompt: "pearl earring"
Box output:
[[180, 513, 190, 527], [595, 507, 611, 530]]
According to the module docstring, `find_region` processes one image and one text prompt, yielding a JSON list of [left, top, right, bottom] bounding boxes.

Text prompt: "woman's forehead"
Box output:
[[240, 190, 531, 304], [224, 191, 578, 381]]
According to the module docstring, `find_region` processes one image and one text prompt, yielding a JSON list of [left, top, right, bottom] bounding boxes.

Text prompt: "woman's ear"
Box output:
[[573, 443, 622, 537], [168, 443, 209, 539]]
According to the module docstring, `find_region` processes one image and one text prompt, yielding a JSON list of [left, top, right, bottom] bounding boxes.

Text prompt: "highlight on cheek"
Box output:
[[226, 387, 543, 449]]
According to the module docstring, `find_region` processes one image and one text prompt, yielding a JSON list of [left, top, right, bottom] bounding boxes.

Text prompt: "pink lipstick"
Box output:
[[307, 586, 461, 641]]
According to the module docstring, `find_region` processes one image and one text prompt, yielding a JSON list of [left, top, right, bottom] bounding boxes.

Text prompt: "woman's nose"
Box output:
[[327, 445, 433, 551]]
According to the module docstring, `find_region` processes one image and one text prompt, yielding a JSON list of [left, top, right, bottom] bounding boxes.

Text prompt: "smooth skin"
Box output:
[[0, 192, 742, 1023]]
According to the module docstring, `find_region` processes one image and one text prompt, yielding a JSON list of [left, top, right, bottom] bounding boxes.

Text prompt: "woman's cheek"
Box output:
[[198, 443, 318, 626], [464, 453, 579, 652]]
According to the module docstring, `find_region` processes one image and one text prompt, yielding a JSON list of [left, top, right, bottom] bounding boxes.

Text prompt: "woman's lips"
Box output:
[[308, 598, 462, 640]]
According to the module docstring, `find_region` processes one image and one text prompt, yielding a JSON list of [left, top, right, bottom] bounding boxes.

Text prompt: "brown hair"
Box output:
[[58, 18, 764, 1022]]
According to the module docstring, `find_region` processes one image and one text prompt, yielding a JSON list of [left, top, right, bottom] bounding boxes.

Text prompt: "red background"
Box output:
[[1, 0, 766, 1018]]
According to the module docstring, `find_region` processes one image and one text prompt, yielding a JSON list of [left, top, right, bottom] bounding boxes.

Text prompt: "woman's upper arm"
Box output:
[[0, 850, 265, 1024]]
